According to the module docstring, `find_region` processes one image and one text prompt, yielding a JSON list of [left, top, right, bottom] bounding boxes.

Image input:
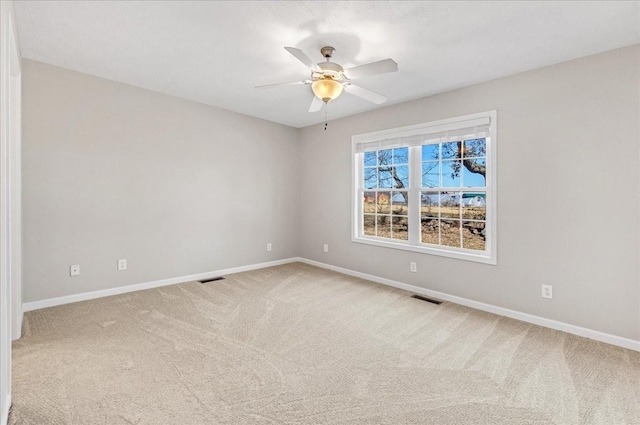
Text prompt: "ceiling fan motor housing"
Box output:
[[314, 62, 345, 84], [318, 62, 344, 73]]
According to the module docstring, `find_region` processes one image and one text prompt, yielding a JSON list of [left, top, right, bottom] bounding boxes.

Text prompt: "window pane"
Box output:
[[462, 192, 486, 220], [378, 149, 392, 165], [462, 158, 486, 187], [379, 169, 393, 188], [441, 160, 462, 187], [422, 143, 439, 161], [377, 192, 391, 214], [462, 221, 486, 251], [422, 161, 439, 188], [441, 219, 461, 247], [442, 141, 460, 159], [440, 192, 460, 218], [363, 191, 376, 214], [363, 214, 376, 236], [464, 138, 486, 158], [392, 216, 409, 241], [392, 191, 408, 215], [393, 165, 409, 188], [364, 151, 377, 166], [376, 216, 391, 238], [364, 167, 377, 189], [421, 218, 439, 244], [393, 147, 408, 164], [421, 192, 439, 218]]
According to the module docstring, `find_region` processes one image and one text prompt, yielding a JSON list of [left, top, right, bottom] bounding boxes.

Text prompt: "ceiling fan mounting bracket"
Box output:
[[320, 46, 335, 59]]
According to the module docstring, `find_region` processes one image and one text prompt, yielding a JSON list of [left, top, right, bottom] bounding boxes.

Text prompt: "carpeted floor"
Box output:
[[9, 263, 640, 424]]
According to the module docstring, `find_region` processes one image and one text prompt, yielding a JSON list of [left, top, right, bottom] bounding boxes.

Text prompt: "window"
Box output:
[[352, 111, 497, 264]]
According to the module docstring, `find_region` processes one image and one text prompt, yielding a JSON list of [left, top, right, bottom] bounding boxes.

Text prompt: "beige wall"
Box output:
[[298, 45, 640, 341], [22, 60, 299, 302]]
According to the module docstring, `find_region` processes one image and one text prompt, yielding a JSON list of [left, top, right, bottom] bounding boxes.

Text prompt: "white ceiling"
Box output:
[[13, 1, 640, 128]]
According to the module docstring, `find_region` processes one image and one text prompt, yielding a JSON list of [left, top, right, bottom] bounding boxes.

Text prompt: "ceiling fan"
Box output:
[[256, 46, 398, 112]]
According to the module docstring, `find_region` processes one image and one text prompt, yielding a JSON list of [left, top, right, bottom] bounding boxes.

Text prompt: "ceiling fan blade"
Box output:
[[255, 80, 311, 89], [344, 58, 398, 80], [308, 96, 324, 112], [284, 47, 321, 72], [344, 84, 388, 104]]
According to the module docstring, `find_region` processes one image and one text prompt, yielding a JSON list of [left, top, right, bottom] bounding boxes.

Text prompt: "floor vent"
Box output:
[[411, 294, 443, 305], [198, 277, 225, 284]]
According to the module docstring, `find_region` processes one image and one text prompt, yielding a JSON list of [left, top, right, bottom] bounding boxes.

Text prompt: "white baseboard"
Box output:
[[1, 393, 9, 425], [21, 256, 639, 352], [22, 258, 299, 312], [297, 258, 640, 352]]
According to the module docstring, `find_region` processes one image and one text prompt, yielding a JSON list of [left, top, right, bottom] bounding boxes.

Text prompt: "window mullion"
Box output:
[[356, 154, 364, 238], [408, 146, 420, 245]]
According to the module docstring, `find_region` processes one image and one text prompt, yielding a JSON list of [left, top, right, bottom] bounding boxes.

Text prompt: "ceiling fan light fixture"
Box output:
[[312, 78, 343, 103]]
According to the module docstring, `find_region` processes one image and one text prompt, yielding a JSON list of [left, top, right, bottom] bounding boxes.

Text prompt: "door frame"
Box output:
[[1, 1, 22, 423]]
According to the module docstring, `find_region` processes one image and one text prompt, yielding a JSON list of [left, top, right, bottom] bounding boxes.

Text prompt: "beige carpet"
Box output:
[[9, 263, 640, 424]]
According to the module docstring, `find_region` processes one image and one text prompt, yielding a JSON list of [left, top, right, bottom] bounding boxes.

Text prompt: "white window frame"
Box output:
[[351, 111, 497, 265]]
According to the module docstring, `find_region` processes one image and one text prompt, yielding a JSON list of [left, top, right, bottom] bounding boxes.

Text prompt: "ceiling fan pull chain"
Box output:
[[324, 102, 328, 130]]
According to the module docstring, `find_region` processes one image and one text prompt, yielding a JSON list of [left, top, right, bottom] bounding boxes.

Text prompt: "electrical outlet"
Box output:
[[117, 259, 127, 271], [541, 284, 553, 299], [267, 243, 272, 252], [410, 262, 417, 273], [323, 244, 329, 253], [70, 264, 80, 277]]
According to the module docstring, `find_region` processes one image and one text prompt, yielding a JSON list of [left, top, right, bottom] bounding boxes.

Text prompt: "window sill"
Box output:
[[351, 236, 497, 265]]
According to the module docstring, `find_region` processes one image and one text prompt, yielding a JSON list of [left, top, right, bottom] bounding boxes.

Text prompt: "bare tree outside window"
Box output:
[[363, 148, 409, 240], [420, 138, 486, 250]]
